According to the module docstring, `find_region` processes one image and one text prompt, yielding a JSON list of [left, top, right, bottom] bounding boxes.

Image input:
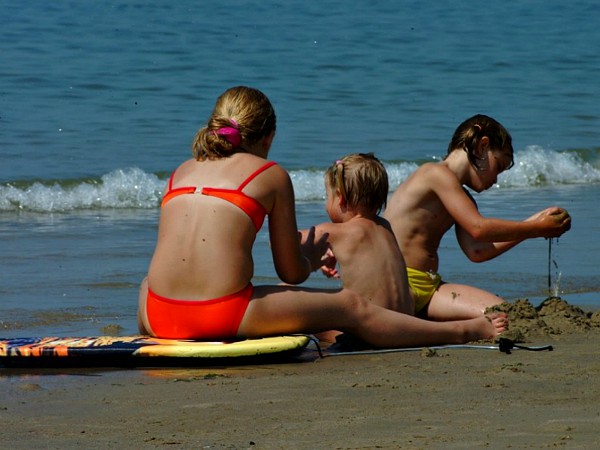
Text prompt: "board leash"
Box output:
[[313, 337, 553, 358]]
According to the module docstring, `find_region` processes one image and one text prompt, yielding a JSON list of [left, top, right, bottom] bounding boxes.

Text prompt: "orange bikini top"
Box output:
[[161, 161, 277, 232]]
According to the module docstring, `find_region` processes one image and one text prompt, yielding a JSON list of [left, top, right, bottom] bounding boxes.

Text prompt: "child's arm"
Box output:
[[431, 165, 571, 243], [456, 225, 524, 262], [456, 206, 570, 262]]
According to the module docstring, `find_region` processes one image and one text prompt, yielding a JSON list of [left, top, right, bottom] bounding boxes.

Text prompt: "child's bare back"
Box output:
[[315, 215, 412, 314], [308, 153, 414, 316]]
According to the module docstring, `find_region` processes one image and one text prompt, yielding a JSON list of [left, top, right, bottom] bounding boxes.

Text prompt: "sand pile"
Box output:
[[490, 297, 600, 341]]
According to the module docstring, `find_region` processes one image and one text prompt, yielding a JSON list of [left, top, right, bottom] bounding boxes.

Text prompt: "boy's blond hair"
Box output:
[[325, 153, 389, 214]]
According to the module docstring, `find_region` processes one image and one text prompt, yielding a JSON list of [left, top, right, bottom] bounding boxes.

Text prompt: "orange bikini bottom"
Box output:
[[146, 284, 253, 339]]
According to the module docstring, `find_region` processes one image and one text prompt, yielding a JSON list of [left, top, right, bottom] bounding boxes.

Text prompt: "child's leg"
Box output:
[[422, 282, 506, 322], [239, 285, 506, 347]]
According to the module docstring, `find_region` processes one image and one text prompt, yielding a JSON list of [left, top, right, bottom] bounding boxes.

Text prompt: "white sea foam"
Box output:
[[1, 147, 598, 212], [0, 168, 163, 212], [499, 146, 600, 187]]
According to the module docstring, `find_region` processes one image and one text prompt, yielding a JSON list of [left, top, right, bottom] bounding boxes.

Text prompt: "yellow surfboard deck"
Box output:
[[0, 335, 311, 367], [133, 335, 311, 358]]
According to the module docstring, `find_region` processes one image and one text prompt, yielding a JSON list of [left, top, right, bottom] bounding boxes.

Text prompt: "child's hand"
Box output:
[[320, 248, 340, 278], [531, 207, 572, 237]]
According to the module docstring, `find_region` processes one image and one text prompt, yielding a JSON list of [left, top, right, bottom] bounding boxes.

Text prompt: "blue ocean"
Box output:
[[2, 1, 599, 338]]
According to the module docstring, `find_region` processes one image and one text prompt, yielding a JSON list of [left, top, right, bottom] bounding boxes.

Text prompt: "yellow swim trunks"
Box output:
[[406, 267, 443, 314]]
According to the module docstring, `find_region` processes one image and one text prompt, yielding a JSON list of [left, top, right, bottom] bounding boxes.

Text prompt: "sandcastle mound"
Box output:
[[489, 297, 600, 341]]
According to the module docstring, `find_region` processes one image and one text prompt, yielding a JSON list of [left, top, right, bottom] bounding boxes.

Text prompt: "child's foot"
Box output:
[[489, 311, 509, 335], [467, 312, 508, 342]]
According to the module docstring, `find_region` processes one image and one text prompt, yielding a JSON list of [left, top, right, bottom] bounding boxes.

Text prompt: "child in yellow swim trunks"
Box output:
[[383, 114, 571, 321], [406, 267, 442, 315]]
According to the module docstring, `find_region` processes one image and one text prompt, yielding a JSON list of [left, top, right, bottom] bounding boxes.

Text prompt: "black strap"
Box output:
[[498, 337, 553, 354]]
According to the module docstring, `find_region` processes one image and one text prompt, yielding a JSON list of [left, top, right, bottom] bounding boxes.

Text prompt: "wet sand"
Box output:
[[1, 298, 600, 449]]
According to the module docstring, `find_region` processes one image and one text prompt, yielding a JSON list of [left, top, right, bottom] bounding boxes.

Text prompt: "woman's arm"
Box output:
[[267, 167, 329, 284], [300, 223, 339, 278]]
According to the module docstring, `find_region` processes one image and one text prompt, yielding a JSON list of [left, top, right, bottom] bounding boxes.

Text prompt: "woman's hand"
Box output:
[[299, 226, 330, 272]]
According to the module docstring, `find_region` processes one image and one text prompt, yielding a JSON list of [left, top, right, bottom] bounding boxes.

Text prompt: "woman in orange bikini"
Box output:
[[137, 86, 507, 347]]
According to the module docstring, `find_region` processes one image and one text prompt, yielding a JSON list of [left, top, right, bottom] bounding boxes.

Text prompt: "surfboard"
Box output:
[[0, 335, 311, 367]]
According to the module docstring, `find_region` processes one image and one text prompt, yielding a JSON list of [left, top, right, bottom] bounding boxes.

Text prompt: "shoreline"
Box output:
[[2, 297, 600, 449]]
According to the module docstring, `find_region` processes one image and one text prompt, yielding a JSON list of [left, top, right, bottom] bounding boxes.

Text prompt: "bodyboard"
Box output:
[[0, 335, 311, 367]]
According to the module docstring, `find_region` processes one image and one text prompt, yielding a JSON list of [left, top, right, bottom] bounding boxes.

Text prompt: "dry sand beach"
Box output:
[[2, 297, 600, 449]]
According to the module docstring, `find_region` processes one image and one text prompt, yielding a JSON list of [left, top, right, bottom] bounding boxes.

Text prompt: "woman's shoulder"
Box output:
[[166, 158, 199, 180], [173, 158, 197, 170], [233, 153, 282, 171], [252, 158, 290, 184]]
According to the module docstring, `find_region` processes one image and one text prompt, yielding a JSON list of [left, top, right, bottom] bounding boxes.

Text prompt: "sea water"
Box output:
[[1, 1, 599, 337]]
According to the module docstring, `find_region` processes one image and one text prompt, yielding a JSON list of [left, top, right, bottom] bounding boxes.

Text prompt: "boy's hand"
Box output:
[[320, 248, 340, 278]]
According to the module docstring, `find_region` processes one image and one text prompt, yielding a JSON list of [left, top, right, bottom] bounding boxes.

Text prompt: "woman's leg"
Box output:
[[238, 285, 507, 348], [137, 277, 153, 335], [422, 282, 505, 322]]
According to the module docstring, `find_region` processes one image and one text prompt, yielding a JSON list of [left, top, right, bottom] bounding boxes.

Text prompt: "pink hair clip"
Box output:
[[216, 127, 242, 147], [214, 118, 241, 147]]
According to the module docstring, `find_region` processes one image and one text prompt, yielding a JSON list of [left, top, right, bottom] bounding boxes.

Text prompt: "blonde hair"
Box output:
[[447, 114, 514, 170], [192, 86, 277, 160], [325, 153, 389, 214]]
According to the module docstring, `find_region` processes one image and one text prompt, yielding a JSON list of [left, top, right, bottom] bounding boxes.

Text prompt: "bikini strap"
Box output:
[[161, 169, 194, 207], [166, 170, 177, 191], [237, 161, 277, 191]]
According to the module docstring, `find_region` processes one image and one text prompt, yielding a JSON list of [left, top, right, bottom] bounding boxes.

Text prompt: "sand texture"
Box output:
[[1, 298, 599, 449]]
